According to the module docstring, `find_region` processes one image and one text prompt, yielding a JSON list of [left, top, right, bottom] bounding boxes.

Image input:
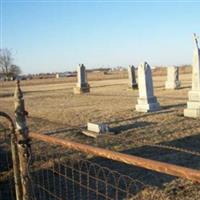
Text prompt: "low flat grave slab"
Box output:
[[82, 122, 112, 138]]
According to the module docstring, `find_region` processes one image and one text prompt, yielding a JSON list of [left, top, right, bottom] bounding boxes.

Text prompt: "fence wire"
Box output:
[[0, 122, 15, 200], [29, 139, 178, 200]]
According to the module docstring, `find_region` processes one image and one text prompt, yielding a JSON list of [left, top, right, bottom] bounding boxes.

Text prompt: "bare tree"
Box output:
[[9, 65, 22, 78], [0, 48, 21, 80]]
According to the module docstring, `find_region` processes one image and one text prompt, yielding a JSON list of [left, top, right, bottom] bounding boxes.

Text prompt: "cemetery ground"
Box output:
[[1, 70, 200, 199]]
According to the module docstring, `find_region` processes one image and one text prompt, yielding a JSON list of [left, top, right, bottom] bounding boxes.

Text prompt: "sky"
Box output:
[[1, 0, 200, 74]]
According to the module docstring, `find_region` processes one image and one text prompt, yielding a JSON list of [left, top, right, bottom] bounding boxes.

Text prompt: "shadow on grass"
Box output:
[[179, 86, 191, 89], [110, 121, 157, 134], [23, 87, 72, 96], [91, 83, 127, 89], [89, 93, 136, 98], [107, 109, 174, 125], [0, 87, 72, 98], [0, 93, 13, 98], [157, 96, 187, 100], [28, 116, 71, 131], [91, 133, 200, 188], [161, 103, 186, 110]]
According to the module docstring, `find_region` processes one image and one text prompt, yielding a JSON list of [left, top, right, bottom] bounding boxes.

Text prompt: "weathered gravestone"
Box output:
[[165, 66, 181, 89], [128, 65, 138, 89], [135, 62, 160, 112], [82, 122, 110, 138], [73, 64, 90, 94], [56, 73, 60, 79], [184, 34, 200, 118]]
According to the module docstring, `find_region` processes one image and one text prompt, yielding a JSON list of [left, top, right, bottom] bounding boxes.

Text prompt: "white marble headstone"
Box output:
[[184, 34, 200, 118], [135, 62, 160, 112], [87, 122, 109, 133], [165, 66, 181, 89]]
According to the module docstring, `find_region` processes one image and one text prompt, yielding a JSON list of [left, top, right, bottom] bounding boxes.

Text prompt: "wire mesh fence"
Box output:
[[32, 157, 143, 199], [30, 139, 149, 200], [0, 121, 15, 200], [29, 138, 186, 200]]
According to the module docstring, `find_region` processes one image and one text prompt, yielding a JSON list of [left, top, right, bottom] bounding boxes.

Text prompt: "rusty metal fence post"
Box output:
[[14, 80, 32, 200]]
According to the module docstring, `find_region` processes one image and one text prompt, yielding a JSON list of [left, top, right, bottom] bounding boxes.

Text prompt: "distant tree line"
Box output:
[[0, 48, 22, 81]]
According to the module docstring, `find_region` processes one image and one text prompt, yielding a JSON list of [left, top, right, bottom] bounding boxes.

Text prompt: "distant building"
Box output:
[[55, 72, 76, 78]]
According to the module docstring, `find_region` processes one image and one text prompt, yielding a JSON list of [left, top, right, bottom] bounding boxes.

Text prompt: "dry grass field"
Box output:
[[1, 69, 200, 199]]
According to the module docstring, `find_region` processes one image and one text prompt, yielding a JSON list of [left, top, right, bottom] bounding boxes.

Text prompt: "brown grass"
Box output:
[[1, 69, 200, 199]]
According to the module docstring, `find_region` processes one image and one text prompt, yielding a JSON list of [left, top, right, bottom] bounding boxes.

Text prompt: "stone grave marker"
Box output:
[[135, 62, 160, 112], [82, 122, 110, 138], [73, 64, 90, 94], [128, 65, 138, 89], [184, 34, 200, 118], [165, 66, 181, 89]]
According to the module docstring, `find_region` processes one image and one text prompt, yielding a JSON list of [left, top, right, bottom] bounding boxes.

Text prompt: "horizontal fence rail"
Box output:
[[30, 131, 200, 183]]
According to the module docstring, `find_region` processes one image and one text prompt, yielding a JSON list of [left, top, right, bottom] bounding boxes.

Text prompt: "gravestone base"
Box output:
[[136, 97, 160, 112], [184, 108, 200, 118], [165, 81, 181, 89], [73, 86, 90, 94], [82, 122, 110, 138], [129, 83, 138, 89], [184, 91, 200, 118]]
